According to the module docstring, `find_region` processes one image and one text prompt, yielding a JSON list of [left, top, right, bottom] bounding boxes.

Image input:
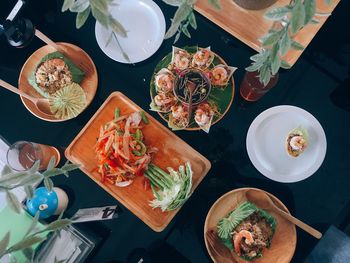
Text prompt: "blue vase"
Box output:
[[26, 187, 58, 219]]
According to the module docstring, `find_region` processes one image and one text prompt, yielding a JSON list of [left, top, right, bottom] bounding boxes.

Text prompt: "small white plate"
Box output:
[[95, 0, 165, 63], [246, 105, 327, 183]]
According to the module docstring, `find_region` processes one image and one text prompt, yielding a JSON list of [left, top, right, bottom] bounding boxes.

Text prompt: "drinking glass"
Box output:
[[240, 71, 279, 101], [6, 141, 60, 171]]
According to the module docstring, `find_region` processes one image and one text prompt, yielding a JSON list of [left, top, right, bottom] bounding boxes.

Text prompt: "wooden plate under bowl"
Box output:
[[204, 188, 296, 263], [65, 92, 211, 232], [18, 42, 98, 122]]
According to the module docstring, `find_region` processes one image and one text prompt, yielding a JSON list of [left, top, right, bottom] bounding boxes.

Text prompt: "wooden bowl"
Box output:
[[18, 42, 98, 122], [204, 188, 296, 263], [65, 92, 211, 232]]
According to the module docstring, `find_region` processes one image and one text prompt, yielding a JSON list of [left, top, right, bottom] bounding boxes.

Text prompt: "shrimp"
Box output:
[[195, 103, 213, 126], [155, 72, 174, 93], [174, 51, 191, 70], [233, 230, 254, 256], [290, 136, 307, 150], [192, 49, 213, 67], [154, 93, 176, 109], [211, 66, 228, 85], [171, 105, 187, 119]]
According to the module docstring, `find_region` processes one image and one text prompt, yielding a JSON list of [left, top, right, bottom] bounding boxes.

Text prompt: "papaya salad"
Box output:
[[95, 108, 157, 187]]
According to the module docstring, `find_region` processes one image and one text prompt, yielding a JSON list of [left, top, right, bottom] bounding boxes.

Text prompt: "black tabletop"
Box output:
[[1, 1, 350, 262]]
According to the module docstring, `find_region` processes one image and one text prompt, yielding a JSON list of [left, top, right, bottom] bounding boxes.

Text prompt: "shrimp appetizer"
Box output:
[[168, 104, 189, 130], [194, 103, 214, 133], [217, 201, 276, 261], [210, 64, 236, 86], [154, 68, 175, 93], [150, 92, 177, 112], [191, 47, 214, 69], [171, 47, 191, 71], [286, 127, 309, 157]]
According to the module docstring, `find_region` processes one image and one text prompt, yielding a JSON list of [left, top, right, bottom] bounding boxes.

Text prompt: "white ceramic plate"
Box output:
[[246, 105, 327, 183], [95, 0, 165, 63]]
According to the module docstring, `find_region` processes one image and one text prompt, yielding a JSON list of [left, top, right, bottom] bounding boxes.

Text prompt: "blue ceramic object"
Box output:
[[26, 187, 58, 219]]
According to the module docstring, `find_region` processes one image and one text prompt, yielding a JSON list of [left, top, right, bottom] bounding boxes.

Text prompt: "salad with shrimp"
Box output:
[[95, 108, 156, 187]]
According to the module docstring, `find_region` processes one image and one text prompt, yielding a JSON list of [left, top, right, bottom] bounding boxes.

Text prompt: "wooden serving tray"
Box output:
[[65, 92, 211, 232], [195, 0, 340, 66]]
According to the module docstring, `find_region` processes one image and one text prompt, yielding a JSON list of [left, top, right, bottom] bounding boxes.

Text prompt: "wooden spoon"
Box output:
[[206, 229, 238, 263], [34, 29, 68, 54], [246, 189, 322, 239], [186, 80, 196, 124], [0, 79, 54, 116]]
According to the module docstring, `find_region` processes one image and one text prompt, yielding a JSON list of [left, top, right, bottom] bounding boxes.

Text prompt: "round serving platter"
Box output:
[[150, 46, 235, 131]]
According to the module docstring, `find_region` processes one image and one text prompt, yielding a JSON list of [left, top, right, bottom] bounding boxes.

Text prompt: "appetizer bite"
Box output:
[[168, 104, 189, 130], [194, 103, 214, 133], [95, 109, 155, 187], [210, 64, 236, 86], [171, 47, 191, 71], [154, 68, 175, 93], [191, 47, 214, 69], [150, 92, 177, 113], [286, 127, 308, 157], [217, 201, 276, 261]]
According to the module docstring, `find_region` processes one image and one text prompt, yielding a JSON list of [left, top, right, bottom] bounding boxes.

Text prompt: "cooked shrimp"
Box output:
[[192, 49, 212, 67], [155, 73, 174, 93], [290, 136, 307, 150], [211, 66, 228, 85], [154, 93, 175, 107], [233, 230, 254, 256], [171, 105, 187, 119], [195, 103, 213, 126], [174, 51, 190, 70]]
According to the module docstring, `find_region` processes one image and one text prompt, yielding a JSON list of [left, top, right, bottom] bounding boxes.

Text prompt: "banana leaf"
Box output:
[[217, 201, 276, 261], [28, 51, 85, 98]]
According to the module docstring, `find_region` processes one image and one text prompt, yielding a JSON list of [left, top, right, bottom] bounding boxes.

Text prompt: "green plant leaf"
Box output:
[[43, 168, 65, 178], [20, 173, 43, 186], [260, 30, 283, 47], [62, 0, 75, 12], [108, 16, 127, 37], [304, 0, 316, 24], [164, 3, 192, 39], [162, 0, 183, 6], [245, 62, 262, 72], [76, 6, 91, 29], [181, 25, 191, 38], [291, 0, 306, 35], [0, 171, 29, 186], [6, 191, 22, 214], [69, 0, 89, 12], [208, 0, 221, 10], [291, 40, 304, 50], [264, 6, 290, 21], [24, 212, 40, 237], [55, 259, 67, 263], [90, 0, 109, 28], [24, 185, 34, 199], [279, 30, 291, 56], [1, 165, 12, 176], [259, 64, 272, 86], [45, 219, 72, 232], [44, 178, 54, 192], [271, 54, 281, 75], [62, 163, 80, 172], [22, 247, 34, 261], [281, 60, 292, 69], [173, 30, 181, 43], [188, 12, 197, 29], [0, 232, 10, 256], [28, 160, 40, 174], [8, 236, 47, 253], [47, 156, 56, 171]]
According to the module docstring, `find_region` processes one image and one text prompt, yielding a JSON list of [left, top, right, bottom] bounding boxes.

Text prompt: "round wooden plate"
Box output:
[[150, 46, 235, 131], [18, 42, 98, 122], [204, 188, 297, 263]]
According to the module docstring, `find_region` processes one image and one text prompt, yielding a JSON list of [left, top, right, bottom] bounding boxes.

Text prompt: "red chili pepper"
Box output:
[[107, 159, 118, 168], [143, 177, 150, 191]]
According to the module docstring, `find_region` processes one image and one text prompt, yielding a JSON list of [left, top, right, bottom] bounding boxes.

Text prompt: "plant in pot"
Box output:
[[241, 0, 332, 101], [0, 157, 79, 262]]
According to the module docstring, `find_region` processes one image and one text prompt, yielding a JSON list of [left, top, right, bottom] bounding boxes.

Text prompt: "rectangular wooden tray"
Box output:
[[65, 92, 211, 232], [195, 0, 340, 66]]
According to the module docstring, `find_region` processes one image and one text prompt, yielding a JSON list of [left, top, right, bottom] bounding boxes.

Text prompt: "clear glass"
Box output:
[[240, 71, 279, 101], [6, 141, 60, 171]]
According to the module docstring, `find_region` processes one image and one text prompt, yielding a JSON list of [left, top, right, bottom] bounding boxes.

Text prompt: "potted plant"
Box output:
[[0, 158, 79, 262]]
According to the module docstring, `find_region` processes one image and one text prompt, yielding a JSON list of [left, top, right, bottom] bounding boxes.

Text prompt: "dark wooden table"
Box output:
[[0, 1, 350, 262]]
